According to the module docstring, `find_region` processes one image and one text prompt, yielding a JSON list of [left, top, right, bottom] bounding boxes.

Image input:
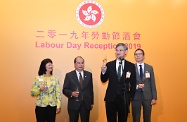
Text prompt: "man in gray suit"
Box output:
[[132, 49, 157, 122]]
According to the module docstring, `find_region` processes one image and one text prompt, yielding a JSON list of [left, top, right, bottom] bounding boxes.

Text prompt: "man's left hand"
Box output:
[[151, 99, 156, 105]]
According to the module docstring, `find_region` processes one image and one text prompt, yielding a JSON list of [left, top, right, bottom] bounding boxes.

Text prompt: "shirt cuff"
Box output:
[[136, 85, 139, 89]]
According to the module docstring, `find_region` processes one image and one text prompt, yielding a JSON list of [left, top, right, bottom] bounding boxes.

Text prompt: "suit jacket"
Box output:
[[133, 63, 157, 100], [100, 59, 136, 102], [63, 70, 94, 110]]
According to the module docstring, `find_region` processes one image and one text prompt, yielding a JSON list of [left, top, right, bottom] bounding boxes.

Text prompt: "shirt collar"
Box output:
[[75, 70, 83, 75], [137, 62, 144, 67], [116, 59, 125, 64]]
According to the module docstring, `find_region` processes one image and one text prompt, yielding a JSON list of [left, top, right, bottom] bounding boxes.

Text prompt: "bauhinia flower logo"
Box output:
[[82, 6, 98, 22], [76, 1, 104, 28]]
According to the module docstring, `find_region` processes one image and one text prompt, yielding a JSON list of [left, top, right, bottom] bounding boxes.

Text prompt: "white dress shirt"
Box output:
[[76, 70, 84, 81], [116, 59, 125, 76]]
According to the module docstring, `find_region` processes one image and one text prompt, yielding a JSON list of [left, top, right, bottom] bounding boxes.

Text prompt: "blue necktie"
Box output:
[[139, 65, 143, 80]]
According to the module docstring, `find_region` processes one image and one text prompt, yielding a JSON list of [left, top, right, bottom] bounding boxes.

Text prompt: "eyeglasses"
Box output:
[[115, 49, 125, 52], [134, 53, 143, 56]]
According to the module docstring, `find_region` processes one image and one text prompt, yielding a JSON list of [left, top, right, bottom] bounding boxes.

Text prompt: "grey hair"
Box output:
[[115, 43, 128, 50]]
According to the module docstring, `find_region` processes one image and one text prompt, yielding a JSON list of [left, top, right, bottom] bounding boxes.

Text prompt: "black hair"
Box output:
[[38, 58, 53, 75], [74, 56, 84, 64], [134, 48, 145, 56]]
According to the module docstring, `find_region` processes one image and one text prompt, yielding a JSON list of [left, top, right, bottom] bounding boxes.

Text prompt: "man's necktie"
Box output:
[[118, 62, 122, 80], [139, 65, 143, 80], [79, 73, 84, 100], [79, 73, 83, 88]]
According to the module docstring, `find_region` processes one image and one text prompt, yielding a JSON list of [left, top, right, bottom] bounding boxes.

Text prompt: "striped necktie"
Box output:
[[118, 62, 122, 80]]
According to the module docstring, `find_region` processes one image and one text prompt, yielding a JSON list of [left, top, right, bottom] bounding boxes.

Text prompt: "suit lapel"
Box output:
[[111, 60, 118, 78], [117, 59, 127, 81], [82, 71, 88, 89], [72, 70, 81, 88], [73, 70, 88, 89], [135, 63, 142, 82], [122, 60, 126, 80], [143, 63, 148, 81]]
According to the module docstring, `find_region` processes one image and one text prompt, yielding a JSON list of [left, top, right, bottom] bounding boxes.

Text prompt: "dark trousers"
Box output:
[[68, 101, 90, 122], [132, 93, 152, 122], [105, 95, 129, 122], [35, 105, 57, 122]]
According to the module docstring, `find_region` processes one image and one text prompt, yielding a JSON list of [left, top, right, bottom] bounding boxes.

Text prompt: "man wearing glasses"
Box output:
[[132, 49, 157, 122], [101, 43, 136, 122]]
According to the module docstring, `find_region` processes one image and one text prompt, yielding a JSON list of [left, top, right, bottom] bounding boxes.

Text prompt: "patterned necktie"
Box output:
[[79, 73, 83, 88], [139, 65, 143, 80], [118, 62, 122, 80]]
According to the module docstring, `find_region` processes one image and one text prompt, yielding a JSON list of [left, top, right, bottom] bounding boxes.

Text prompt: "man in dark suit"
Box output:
[[132, 49, 157, 122], [100, 43, 136, 122], [63, 56, 94, 122]]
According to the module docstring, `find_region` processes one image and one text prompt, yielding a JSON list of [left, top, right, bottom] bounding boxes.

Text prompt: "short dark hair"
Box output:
[[74, 56, 84, 64], [38, 58, 53, 76], [115, 43, 128, 50], [134, 48, 145, 56]]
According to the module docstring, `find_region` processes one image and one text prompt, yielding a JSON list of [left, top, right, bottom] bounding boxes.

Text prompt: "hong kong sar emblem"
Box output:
[[76, 0, 104, 28]]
